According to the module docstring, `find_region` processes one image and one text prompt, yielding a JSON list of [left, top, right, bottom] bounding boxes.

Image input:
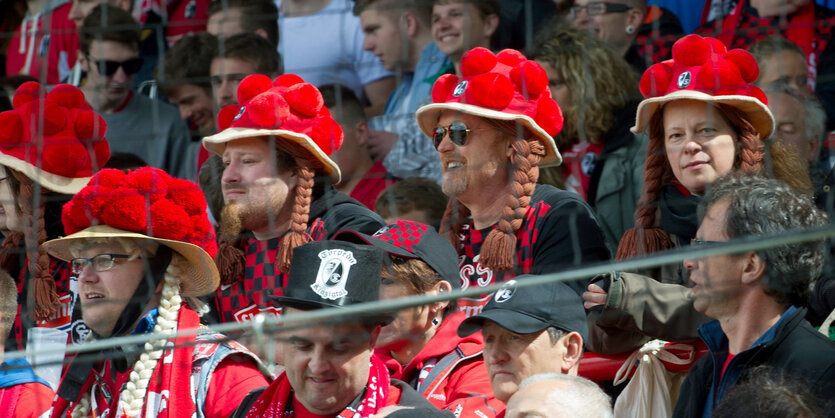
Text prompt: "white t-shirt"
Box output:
[[277, 0, 393, 101]]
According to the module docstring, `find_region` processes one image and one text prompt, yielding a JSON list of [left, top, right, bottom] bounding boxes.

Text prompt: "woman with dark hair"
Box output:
[[336, 221, 503, 418], [583, 34, 811, 354], [0, 82, 110, 349], [533, 25, 646, 250]]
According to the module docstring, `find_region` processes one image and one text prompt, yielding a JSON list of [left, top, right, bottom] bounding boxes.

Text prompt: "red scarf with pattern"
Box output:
[[245, 354, 391, 417]]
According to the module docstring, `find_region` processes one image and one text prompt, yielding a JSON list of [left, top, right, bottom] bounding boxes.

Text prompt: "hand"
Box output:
[[366, 130, 399, 162], [750, 0, 809, 17], [583, 283, 608, 309]]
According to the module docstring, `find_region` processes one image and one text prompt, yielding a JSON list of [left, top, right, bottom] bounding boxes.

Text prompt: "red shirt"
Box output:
[[349, 161, 395, 210], [5, 2, 78, 85]]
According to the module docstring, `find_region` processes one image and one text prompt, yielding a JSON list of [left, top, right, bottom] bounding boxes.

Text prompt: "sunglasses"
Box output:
[[433, 121, 472, 149], [87, 56, 144, 76]]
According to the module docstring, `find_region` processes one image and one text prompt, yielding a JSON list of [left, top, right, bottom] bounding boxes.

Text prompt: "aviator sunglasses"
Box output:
[[433, 121, 472, 149], [87, 56, 144, 76]]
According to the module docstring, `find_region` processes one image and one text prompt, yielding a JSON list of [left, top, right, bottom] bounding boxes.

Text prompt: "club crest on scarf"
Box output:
[[311, 249, 357, 300]]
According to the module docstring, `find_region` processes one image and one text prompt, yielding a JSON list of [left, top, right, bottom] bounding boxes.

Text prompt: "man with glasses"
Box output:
[[568, 0, 682, 75], [414, 47, 609, 316], [78, 5, 195, 180], [673, 174, 835, 417]]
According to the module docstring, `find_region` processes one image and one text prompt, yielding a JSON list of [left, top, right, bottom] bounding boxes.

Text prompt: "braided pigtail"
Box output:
[[616, 109, 673, 260], [479, 139, 544, 271], [716, 103, 763, 173], [16, 174, 59, 321], [276, 163, 315, 273], [117, 259, 183, 417], [71, 391, 92, 417], [0, 232, 24, 274]]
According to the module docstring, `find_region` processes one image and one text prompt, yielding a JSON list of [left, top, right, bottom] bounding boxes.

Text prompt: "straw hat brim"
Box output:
[[0, 153, 91, 195], [42, 225, 219, 297], [415, 103, 562, 166], [632, 90, 775, 139], [202, 127, 342, 183]]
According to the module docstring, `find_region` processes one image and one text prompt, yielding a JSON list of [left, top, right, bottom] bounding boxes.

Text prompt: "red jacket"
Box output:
[[5, 1, 78, 85], [376, 312, 504, 418]]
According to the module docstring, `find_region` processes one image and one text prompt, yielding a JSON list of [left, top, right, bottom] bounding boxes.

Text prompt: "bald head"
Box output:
[[504, 374, 612, 418]]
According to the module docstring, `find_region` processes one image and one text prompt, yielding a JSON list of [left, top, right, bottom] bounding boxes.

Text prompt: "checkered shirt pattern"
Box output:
[[372, 220, 429, 253], [456, 200, 552, 317], [211, 218, 327, 324], [10, 258, 72, 350], [695, 5, 835, 73], [636, 33, 679, 67]]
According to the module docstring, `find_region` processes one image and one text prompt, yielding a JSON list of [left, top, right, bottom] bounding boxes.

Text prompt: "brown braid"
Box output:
[[439, 197, 471, 256], [616, 109, 673, 260], [479, 139, 544, 271], [715, 103, 763, 173], [276, 163, 314, 273], [0, 232, 24, 275], [15, 173, 59, 321]]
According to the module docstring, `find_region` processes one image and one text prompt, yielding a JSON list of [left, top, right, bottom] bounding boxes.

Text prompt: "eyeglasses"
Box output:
[[70, 253, 131, 275], [210, 73, 249, 86], [87, 56, 144, 76], [690, 239, 725, 247], [569, 2, 632, 18], [433, 121, 471, 149]]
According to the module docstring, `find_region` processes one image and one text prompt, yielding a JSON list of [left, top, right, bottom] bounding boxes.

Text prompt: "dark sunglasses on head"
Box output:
[[87, 56, 143, 76], [433, 121, 472, 149]]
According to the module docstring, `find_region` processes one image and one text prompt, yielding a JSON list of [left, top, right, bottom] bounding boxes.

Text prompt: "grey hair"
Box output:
[[517, 373, 613, 418], [765, 84, 827, 143], [700, 174, 828, 306]]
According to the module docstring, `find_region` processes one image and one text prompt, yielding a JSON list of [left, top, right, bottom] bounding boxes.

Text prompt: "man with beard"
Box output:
[[202, 74, 384, 329], [414, 47, 610, 315], [78, 5, 196, 180]]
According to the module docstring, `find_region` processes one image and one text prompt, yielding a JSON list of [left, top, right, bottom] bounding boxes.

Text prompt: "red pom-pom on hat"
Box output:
[[672, 34, 711, 67], [75, 110, 107, 140], [274, 74, 305, 88], [48, 84, 88, 110], [535, 96, 563, 136], [236, 74, 273, 106], [149, 199, 190, 240], [0, 112, 22, 145], [706, 37, 728, 54], [285, 83, 324, 117], [100, 189, 148, 231], [510, 60, 548, 97], [217, 105, 242, 131], [724, 49, 759, 83], [167, 178, 208, 216], [126, 166, 170, 202], [12, 82, 45, 109], [467, 72, 515, 109], [640, 62, 674, 97], [248, 92, 289, 128], [461, 47, 498, 76], [496, 49, 526, 67], [43, 144, 90, 177], [432, 74, 459, 103]]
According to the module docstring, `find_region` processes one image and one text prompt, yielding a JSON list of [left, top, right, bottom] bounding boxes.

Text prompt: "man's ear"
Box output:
[[355, 121, 370, 146], [483, 14, 500, 40], [740, 251, 766, 285], [254, 28, 269, 42], [402, 11, 419, 38], [809, 138, 821, 163], [626, 7, 644, 33], [429, 280, 453, 314], [560, 332, 584, 374], [369, 324, 382, 349]]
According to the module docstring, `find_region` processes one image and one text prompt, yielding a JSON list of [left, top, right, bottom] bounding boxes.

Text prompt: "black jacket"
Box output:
[[673, 308, 835, 418]]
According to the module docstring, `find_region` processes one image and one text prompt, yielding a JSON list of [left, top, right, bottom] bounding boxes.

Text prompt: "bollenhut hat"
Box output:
[[272, 240, 392, 323], [202, 74, 344, 182], [0, 82, 110, 194], [458, 275, 588, 343], [334, 220, 461, 289], [43, 167, 219, 296], [632, 34, 774, 139], [415, 47, 563, 166]]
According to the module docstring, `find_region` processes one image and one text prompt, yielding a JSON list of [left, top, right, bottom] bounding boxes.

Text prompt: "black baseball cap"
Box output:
[[272, 240, 392, 324], [334, 220, 461, 289], [457, 275, 589, 342]]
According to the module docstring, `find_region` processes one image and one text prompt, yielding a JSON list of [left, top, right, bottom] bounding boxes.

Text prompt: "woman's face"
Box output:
[[535, 60, 572, 109], [377, 281, 431, 351], [0, 166, 22, 232], [663, 100, 738, 195]]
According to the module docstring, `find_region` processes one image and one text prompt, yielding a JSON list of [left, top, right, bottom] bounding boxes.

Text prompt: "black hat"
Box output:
[[334, 220, 461, 289], [457, 275, 588, 342], [272, 241, 390, 323]]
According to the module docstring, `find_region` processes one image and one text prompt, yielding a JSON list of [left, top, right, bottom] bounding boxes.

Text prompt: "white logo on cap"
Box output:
[[453, 80, 468, 97], [494, 280, 517, 303], [373, 225, 393, 237], [232, 105, 246, 122], [677, 71, 692, 88], [311, 249, 357, 300]]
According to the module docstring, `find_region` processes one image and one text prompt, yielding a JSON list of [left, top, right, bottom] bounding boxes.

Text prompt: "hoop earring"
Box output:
[[625, 25, 635, 34]]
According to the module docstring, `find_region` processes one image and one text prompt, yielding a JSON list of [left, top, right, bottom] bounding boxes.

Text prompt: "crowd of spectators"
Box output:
[[1, 0, 835, 417]]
